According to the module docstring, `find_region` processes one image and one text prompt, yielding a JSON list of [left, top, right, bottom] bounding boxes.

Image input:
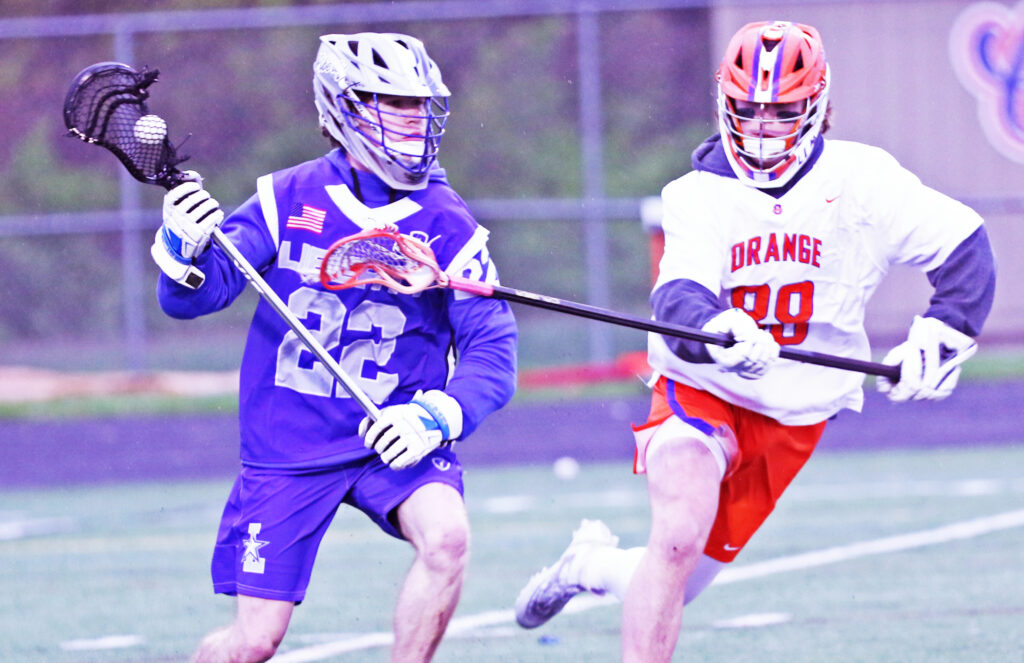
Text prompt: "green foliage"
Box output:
[[442, 18, 583, 198], [0, 121, 118, 213], [0, 234, 121, 341], [601, 9, 714, 196], [0, 393, 237, 419]]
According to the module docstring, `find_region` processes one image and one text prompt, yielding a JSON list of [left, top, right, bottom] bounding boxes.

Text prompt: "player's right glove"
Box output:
[[877, 315, 977, 402], [701, 308, 780, 379], [359, 390, 464, 470], [150, 173, 224, 289]]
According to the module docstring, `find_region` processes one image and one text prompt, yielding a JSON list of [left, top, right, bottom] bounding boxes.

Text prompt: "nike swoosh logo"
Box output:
[[723, 543, 741, 551], [825, 196, 839, 203]]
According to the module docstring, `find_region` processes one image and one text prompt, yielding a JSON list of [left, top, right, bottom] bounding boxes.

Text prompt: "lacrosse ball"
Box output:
[[405, 265, 436, 291], [553, 456, 580, 480], [134, 114, 167, 144]]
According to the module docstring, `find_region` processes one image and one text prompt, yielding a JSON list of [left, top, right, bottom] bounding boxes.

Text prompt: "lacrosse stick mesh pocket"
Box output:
[[320, 228, 445, 294], [63, 63, 186, 187]]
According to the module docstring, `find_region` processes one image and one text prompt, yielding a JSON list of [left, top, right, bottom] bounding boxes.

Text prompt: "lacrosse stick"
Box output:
[[320, 227, 901, 381], [64, 62, 380, 418]]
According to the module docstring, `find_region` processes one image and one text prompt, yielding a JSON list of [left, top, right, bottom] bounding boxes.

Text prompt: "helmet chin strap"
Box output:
[[751, 136, 788, 161], [738, 123, 789, 169], [383, 135, 426, 157]]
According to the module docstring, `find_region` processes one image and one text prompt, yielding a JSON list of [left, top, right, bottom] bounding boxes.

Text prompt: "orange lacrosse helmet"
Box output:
[[716, 21, 830, 188]]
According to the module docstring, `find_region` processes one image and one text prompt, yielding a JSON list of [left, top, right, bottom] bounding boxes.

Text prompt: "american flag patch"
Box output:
[[286, 203, 327, 233]]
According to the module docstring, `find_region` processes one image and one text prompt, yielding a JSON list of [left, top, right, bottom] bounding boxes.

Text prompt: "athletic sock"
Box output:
[[574, 545, 645, 600]]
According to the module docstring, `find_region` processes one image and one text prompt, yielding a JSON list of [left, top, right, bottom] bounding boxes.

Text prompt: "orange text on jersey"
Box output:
[[731, 233, 822, 272]]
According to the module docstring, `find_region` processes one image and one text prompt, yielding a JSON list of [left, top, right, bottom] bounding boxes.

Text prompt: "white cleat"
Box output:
[[515, 519, 619, 629]]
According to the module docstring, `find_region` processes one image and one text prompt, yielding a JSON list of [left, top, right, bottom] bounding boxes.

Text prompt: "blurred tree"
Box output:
[[602, 9, 714, 197], [440, 17, 582, 199], [0, 121, 118, 213]]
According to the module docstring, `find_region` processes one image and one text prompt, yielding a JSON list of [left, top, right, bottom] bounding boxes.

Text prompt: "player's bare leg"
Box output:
[[392, 482, 470, 662], [622, 436, 721, 663], [190, 595, 294, 663]]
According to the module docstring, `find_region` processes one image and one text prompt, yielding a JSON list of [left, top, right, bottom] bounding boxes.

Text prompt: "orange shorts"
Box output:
[[633, 377, 827, 563]]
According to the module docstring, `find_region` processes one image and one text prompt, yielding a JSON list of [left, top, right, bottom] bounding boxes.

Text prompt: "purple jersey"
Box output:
[[157, 150, 517, 468]]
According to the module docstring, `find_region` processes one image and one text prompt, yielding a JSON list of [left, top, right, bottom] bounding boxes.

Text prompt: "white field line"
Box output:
[[714, 508, 1024, 584], [60, 634, 145, 651], [0, 517, 75, 541], [475, 478, 1024, 515], [273, 507, 1024, 662]]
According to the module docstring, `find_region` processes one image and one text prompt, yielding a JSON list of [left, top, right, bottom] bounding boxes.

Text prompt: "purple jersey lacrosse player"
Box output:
[[151, 32, 517, 663]]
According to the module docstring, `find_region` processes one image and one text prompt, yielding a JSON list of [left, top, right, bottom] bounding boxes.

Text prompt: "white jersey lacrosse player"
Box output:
[[514, 20, 995, 663]]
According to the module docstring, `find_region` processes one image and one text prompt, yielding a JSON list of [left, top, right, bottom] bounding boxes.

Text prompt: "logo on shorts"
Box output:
[[723, 543, 741, 551], [432, 457, 452, 472], [242, 522, 269, 574]]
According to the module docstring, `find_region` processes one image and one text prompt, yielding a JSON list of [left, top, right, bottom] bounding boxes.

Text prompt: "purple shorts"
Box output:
[[210, 447, 463, 603]]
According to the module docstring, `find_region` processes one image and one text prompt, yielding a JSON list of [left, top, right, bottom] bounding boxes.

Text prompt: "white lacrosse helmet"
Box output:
[[716, 21, 830, 189], [313, 32, 451, 190]]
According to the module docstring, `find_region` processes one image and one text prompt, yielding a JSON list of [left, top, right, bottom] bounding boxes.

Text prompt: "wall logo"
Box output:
[[950, 1, 1024, 162], [242, 522, 269, 574]]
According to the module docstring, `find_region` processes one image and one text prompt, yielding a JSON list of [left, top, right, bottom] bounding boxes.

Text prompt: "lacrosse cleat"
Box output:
[[515, 519, 619, 629]]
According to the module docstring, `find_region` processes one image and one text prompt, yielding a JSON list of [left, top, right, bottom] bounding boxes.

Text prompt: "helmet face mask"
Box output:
[[716, 21, 830, 189], [313, 33, 451, 190], [719, 93, 826, 171], [341, 91, 449, 177]]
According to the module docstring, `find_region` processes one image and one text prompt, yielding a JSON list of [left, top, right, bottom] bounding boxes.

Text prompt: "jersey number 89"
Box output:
[[731, 280, 814, 345]]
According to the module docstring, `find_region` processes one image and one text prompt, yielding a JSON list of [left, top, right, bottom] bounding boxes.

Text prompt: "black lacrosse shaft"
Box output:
[[486, 284, 901, 381]]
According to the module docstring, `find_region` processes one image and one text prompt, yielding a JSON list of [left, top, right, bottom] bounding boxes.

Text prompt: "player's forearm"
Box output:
[[650, 278, 723, 363], [155, 199, 277, 318], [924, 226, 996, 337], [155, 225, 260, 318], [445, 300, 518, 438], [446, 357, 516, 439], [156, 251, 249, 318]]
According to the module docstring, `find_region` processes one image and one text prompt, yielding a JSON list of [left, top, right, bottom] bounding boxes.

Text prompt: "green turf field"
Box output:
[[2, 444, 1023, 662]]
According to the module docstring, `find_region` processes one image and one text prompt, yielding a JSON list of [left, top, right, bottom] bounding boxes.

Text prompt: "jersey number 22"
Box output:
[[275, 287, 405, 401]]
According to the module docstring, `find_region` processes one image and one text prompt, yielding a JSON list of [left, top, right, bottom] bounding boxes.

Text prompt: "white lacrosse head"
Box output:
[[313, 32, 451, 190]]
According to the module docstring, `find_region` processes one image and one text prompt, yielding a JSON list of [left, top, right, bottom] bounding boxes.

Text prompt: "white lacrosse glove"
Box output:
[[701, 308, 780, 379], [877, 315, 977, 402], [359, 390, 464, 470], [150, 174, 224, 289]]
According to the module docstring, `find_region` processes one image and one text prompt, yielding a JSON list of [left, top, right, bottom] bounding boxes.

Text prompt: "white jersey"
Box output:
[[649, 139, 983, 425]]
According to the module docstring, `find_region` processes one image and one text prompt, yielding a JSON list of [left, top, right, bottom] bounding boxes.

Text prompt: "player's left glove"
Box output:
[[359, 390, 464, 470], [877, 315, 977, 402], [150, 172, 224, 289]]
